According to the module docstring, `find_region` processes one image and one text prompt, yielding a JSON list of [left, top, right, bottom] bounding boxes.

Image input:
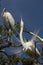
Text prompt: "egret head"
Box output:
[[3, 8, 7, 12], [1, 8, 7, 16], [20, 17, 24, 28]]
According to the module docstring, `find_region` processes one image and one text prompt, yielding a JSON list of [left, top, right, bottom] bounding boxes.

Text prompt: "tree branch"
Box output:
[[0, 41, 22, 50]]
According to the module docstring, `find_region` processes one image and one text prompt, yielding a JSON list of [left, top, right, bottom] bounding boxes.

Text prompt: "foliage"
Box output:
[[0, 23, 43, 65]]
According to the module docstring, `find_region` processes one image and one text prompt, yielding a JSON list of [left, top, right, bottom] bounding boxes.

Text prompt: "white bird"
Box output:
[[20, 17, 41, 59], [1, 8, 20, 41], [1, 8, 15, 31], [28, 31, 43, 45]]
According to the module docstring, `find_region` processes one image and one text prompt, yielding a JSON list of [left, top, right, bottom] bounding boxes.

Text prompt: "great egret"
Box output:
[[20, 17, 41, 59], [1, 8, 19, 41], [28, 31, 43, 56], [1, 8, 15, 31]]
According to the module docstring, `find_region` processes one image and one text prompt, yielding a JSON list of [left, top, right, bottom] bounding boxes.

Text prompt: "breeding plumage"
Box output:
[[28, 31, 43, 45], [20, 17, 41, 59]]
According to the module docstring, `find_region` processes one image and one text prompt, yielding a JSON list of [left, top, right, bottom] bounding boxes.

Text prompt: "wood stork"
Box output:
[[20, 17, 41, 59]]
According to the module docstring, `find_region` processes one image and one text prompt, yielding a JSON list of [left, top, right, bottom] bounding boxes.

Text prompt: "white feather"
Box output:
[[20, 17, 41, 58], [29, 31, 43, 45], [2, 8, 15, 30]]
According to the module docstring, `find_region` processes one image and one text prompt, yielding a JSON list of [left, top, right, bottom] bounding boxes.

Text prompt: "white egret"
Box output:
[[1, 8, 20, 41], [28, 31, 43, 56], [1, 8, 15, 31], [20, 17, 41, 59]]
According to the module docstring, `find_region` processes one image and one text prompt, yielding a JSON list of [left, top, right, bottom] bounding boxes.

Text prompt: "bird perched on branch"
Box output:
[[20, 17, 41, 59], [1, 8, 19, 41], [1, 8, 15, 32]]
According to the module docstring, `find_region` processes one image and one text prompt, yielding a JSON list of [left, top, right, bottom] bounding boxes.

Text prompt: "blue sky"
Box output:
[[0, 0, 43, 37], [0, 0, 43, 64]]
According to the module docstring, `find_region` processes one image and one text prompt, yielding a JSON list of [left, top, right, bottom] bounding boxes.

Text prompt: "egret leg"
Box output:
[[7, 29, 12, 42]]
